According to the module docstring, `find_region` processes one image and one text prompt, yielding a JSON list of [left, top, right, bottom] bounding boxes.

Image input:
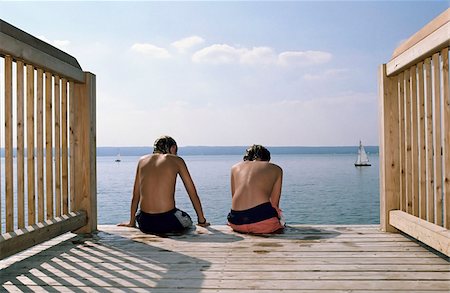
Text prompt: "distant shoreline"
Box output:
[[98, 146, 379, 157], [0, 146, 379, 157]]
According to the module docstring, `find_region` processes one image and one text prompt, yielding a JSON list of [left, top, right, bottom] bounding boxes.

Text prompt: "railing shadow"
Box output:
[[0, 231, 211, 292], [156, 226, 245, 243]]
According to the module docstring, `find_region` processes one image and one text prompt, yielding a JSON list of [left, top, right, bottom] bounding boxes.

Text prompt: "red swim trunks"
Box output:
[[227, 202, 284, 234]]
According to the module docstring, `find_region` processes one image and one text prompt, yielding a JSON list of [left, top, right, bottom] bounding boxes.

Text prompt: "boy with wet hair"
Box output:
[[243, 144, 271, 161], [228, 144, 284, 234], [119, 135, 209, 234]]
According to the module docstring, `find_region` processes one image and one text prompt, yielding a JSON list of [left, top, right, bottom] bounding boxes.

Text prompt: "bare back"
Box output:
[[231, 161, 283, 211], [137, 154, 180, 213], [119, 139, 208, 228]]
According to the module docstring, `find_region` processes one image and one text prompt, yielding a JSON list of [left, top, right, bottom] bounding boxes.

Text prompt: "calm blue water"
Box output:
[[98, 153, 379, 225]]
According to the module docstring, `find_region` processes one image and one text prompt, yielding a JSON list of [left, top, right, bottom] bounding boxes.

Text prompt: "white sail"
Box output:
[[355, 141, 371, 166]]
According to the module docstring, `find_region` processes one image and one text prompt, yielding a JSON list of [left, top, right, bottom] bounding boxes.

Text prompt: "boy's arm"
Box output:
[[118, 164, 140, 227], [269, 166, 283, 208], [178, 158, 209, 226], [230, 167, 236, 198]]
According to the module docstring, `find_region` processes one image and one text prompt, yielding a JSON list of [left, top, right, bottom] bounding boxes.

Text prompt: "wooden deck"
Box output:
[[1, 224, 449, 292]]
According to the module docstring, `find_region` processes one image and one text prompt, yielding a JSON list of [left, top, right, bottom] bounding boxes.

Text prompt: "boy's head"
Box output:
[[243, 145, 271, 162], [153, 136, 178, 154]]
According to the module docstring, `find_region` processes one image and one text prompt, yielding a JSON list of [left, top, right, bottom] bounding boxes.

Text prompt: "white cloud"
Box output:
[[131, 43, 171, 58], [192, 44, 331, 67], [172, 36, 205, 53], [192, 45, 276, 65], [240, 47, 275, 65], [192, 44, 241, 64], [278, 50, 332, 66], [37, 35, 71, 50], [53, 40, 70, 48]]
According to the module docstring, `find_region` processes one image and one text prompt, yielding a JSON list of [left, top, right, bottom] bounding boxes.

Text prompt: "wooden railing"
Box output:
[[0, 19, 96, 259], [379, 9, 449, 256]]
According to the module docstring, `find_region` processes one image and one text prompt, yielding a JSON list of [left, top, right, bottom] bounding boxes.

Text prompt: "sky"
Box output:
[[0, 1, 447, 147]]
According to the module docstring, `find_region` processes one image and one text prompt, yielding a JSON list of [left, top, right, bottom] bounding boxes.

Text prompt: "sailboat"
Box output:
[[354, 140, 371, 166], [115, 150, 121, 163]]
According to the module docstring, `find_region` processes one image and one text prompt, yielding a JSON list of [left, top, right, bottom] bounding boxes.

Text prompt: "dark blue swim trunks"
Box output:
[[227, 202, 279, 225], [136, 208, 193, 234]]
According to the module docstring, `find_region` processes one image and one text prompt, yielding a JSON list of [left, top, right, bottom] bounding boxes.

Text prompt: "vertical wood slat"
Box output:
[[417, 62, 427, 220], [26, 64, 36, 226], [405, 69, 412, 214], [424, 58, 434, 222], [5, 55, 13, 232], [73, 72, 97, 234], [0, 58, 1, 234], [69, 81, 75, 211], [61, 79, 69, 214], [0, 62, 1, 233], [399, 72, 406, 212], [45, 72, 53, 219], [55, 76, 61, 217], [442, 47, 449, 229], [37, 68, 44, 222], [410, 66, 419, 217], [17, 60, 25, 229], [432, 53, 443, 226], [379, 64, 400, 232]]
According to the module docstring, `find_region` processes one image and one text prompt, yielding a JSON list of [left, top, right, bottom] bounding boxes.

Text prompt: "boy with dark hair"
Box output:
[[119, 136, 209, 234], [228, 144, 284, 234]]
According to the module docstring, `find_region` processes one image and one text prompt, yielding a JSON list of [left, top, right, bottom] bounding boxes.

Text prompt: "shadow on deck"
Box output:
[[1, 225, 449, 292]]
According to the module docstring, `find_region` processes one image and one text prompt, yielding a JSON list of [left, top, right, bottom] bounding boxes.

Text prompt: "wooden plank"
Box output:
[[61, 79, 69, 214], [424, 58, 435, 222], [390, 210, 450, 257], [417, 62, 427, 220], [16, 60, 25, 229], [0, 287, 446, 293], [378, 64, 400, 232], [8, 258, 448, 272], [391, 9, 449, 59], [405, 69, 413, 213], [69, 81, 75, 211], [3, 270, 449, 281], [442, 47, 450, 229], [26, 64, 35, 226], [399, 72, 406, 211], [432, 52, 443, 226], [0, 62, 1, 233], [72, 73, 97, 234], [26, 255, 448, 266], [0, 211, 87, 260], [4, 55, 13, 232], [54, 76, 61, 217], [410, 65, 419, 217], [0, 21, 84, 82], [36, 68, 44, 222], [7, 277, 447, 291], [2, 224, 449, 292], [387, 18, 450, 76], [45, 71, 53, 219]]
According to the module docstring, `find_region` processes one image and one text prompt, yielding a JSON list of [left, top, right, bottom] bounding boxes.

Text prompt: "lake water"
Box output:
[[98, 153, 379, 225]]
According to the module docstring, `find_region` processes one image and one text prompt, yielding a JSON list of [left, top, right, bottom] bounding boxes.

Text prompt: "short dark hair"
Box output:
[[153, 136, 177, 154], [243, 145, 271, 161]]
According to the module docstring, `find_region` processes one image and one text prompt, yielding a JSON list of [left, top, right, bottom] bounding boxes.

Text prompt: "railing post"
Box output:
[[379, 64, 400, 232], [72, 72, 97, 234]]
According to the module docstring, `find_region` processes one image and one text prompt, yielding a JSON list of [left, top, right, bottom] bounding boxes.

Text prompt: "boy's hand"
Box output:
[[197, 218, 210, 227], [117, 221, 136, 228]]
